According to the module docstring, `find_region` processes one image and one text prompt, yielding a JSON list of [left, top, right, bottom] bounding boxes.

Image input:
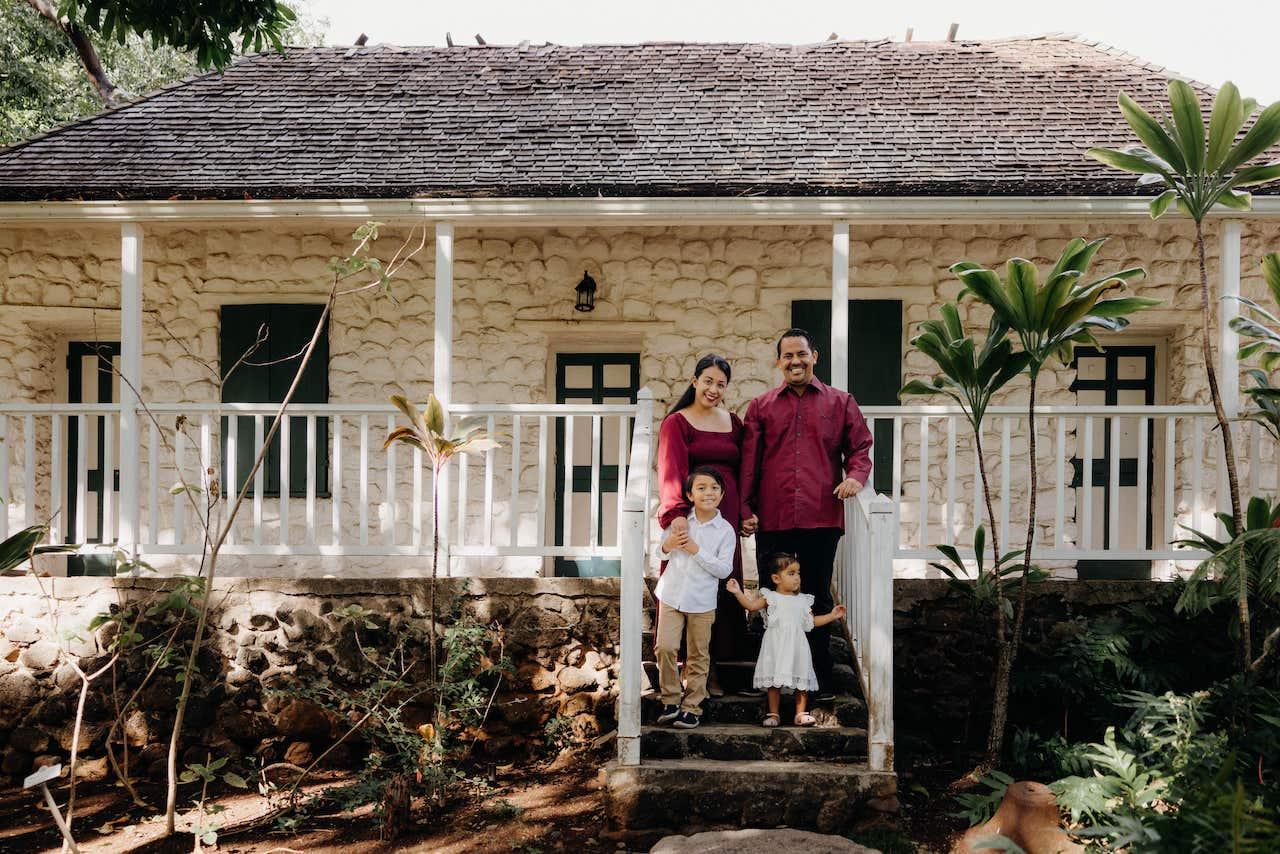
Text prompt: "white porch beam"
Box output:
[[1220, 220, 1242, 417], [118, 223, 143, 552], [831, 221, 850, 391], [433, 222, 453, 567], [6, 196, 1280, 224]]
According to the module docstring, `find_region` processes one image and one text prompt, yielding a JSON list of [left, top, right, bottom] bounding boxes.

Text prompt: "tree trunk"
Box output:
[[380, 773, 412, 841], [24, 0, 125, 104], [976, 426, 1011, 770], [1195, 220, 1249, 665], [986, 372, 1040, 766], [429, 468, 440, 685]]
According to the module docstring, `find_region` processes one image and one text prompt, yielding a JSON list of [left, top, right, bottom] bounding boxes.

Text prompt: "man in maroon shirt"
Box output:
[[740, 328, 873, 699]]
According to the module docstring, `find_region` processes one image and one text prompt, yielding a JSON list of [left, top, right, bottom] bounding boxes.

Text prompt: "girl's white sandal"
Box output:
[[762, 713, 781, 728]]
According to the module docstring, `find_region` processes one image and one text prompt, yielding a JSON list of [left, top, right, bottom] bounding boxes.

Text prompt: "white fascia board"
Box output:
[[3, 195, 1280, 223]]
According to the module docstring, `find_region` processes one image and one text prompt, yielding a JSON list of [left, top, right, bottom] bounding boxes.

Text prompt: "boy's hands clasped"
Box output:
[[662, 526, 699, 555]]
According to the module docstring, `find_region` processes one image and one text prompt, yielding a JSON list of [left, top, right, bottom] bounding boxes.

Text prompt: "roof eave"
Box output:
[[3, 195, 1280, 225]]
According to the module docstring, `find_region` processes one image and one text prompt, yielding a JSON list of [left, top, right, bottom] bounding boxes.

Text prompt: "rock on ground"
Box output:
[[650, 828, 881, 853]]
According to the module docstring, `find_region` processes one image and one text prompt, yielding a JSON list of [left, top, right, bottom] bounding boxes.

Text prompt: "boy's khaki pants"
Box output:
[[655, 601, 716, 715]]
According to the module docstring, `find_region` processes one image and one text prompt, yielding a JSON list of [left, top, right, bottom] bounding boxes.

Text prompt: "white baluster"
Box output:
[[1055, 417, 1066, 549], [412, 444, 423, 550], [1000, 417, 1011, 552], [102, 412, 115, 547], [510, 415, 523, 548], [148, 421, 159, 545], [384, 414, 395, 545], [589, 415, 602, 550], [331, 416, 342, 548], [0, 416, 8, 540], [24, 414, 36, 528], [306, 415, 317, 545], [75, 413, 88, 545], [1164, 417, 1176, 550], [279, 415, 291, 545], [918, 416, 929, 548], [359, 414, 369, 546], [253, 415, 265, 546], [173, 427, 185, 546], [483, 415, 495, 548], [1082, 416, 1094, 551], [1136, 417, 1149, 551], [1108, 416, 1121, 552], [539, 414, 551, 548], [563, 414, 575, 548], [945, 416, 956, 545], [225, 416, 237, 546]]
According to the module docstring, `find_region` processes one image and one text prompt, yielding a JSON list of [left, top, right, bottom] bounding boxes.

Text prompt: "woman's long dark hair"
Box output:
[[667, 353, 733, 417]]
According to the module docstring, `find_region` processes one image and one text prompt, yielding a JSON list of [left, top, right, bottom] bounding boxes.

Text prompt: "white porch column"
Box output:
[[433, 222, 453, 566], [1220, 220, 1243, 417], [831, 221, 850, 391], [118, 223, 143, 552]]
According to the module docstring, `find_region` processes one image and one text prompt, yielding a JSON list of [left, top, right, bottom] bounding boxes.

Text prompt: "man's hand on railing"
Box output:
[[739, 515, 758, 536], [833, 477, 864, 500]]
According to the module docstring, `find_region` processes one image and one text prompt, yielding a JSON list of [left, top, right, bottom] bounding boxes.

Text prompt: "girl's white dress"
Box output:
[[752, 589, 819, 692]]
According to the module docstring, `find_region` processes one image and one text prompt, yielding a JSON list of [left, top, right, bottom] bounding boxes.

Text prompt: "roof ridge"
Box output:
[[1055, 33, 1217, 93]]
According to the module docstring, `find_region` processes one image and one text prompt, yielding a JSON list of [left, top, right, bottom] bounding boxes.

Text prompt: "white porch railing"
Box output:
[[860, 404, 1272, 563], [835, 489, 896, 772], [617, 389, 655, 766], [0, 400, 643, 567]]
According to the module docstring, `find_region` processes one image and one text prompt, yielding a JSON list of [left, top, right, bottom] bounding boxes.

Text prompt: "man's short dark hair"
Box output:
[[776, 328, 818, 357], [684, 465, 725, 497]]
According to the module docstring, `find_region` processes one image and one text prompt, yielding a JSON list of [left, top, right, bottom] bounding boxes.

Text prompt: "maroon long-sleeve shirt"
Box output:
[[739, 378, 874, 532]]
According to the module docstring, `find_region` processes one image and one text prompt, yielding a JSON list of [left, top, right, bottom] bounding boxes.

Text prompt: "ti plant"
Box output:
[[385, 394, 499, 683], [1233, 253, 1280, 439], [901, 303, 1030, 563], [929, 524, 1037, 623], [1089, 81, 1280, 666], [952, 237, 1156, 767]]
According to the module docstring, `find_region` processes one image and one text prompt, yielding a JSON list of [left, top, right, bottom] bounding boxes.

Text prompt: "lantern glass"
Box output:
[[575, 271, 597, 312]]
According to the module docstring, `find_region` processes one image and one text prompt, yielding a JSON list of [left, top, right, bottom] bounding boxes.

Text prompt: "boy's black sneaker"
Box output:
[[672, 710, 701, 729], [655, 704, 681, 725]]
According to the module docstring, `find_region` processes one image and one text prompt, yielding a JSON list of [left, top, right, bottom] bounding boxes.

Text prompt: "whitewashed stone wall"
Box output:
[[2, 219, 1279, 578]]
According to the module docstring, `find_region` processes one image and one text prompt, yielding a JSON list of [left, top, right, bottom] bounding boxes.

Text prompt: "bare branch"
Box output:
[[24, 0, 128, 105]]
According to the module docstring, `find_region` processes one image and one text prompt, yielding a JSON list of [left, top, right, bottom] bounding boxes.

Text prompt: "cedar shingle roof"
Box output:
[[0, 36, 1271, 201]]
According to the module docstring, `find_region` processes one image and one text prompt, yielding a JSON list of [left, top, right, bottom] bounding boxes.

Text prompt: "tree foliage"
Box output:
[[58, 0, 298, 69], [0, 0, 325, 147]]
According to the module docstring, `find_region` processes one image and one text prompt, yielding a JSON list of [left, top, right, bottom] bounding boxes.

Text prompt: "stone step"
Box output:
[[642, 691, 866, 727], [641, 722, 868, 762], [641, 658, 861, 696], [604, 758, 898, 846]]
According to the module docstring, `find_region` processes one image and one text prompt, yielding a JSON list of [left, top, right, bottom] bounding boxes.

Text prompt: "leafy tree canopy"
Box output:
[[1, 0, 325, 147]]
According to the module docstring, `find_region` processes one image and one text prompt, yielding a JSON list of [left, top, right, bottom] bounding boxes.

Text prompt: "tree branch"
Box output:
[[25, 0, 127, 105]]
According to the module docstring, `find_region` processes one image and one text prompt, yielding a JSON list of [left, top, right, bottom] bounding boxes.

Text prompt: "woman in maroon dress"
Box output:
[[657, 353, 746, 695]]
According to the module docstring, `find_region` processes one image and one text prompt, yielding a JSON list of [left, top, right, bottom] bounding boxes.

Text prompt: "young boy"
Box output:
[[654, 466, 736, 729]]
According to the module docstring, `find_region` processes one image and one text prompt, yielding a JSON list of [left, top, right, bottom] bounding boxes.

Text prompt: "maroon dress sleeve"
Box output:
[[657, 414, 692, 528], [738, 399, 762, 521]]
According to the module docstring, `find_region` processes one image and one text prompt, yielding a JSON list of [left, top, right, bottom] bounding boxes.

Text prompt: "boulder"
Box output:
[[9, 726, 50, 753], [275, 699, 333, 739], [652, 829, 880, 853], [123, 709, 149, 747], [19, 640, 59, 671], [556, 666, 599, 693], [283, 741, 314, 766], [2, 748, 33, 776], [4, 616, 41, 645], [0, 669, 37, 713], [73, 756, 110, 783]]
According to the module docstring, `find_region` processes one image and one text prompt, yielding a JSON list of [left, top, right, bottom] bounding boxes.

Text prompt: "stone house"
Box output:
[[0, 36, 1278, 799]]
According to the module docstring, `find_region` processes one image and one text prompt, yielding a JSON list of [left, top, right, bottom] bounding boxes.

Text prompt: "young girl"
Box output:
[[726, 553, 846, 727]]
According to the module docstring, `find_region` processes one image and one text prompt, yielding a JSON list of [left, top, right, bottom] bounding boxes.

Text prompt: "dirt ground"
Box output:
[[0, 748, 969, 853]]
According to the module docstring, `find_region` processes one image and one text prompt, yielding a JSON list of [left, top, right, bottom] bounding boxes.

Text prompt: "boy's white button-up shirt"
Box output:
[[653, 510, 736, 614]]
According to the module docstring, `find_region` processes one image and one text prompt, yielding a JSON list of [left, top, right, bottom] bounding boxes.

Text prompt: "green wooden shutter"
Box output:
[[220, 304, 329, 498], [790, 300, 902, 495]]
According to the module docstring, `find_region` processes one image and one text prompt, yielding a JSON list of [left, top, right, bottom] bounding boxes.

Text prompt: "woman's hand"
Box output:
[[726, 578, 741, 595], [740, 515, 759, 536]]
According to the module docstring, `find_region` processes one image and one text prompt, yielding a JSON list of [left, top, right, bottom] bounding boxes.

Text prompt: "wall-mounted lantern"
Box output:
[[575, 271, 597, 312]]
